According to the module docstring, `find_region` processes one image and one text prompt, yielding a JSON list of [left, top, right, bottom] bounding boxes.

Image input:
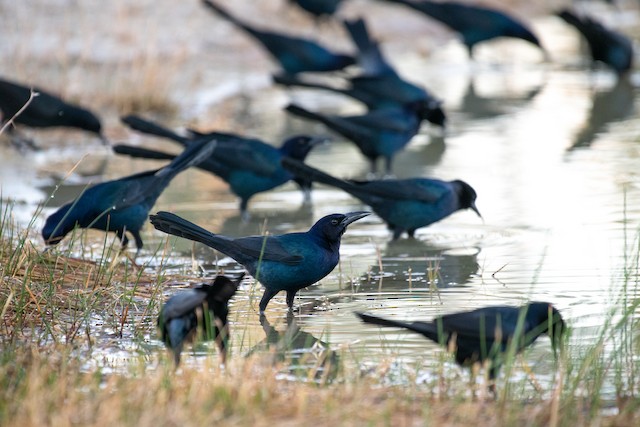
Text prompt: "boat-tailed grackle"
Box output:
[[357, 301, 565, 381], [557, 9, 633, 76], [285, 102, 422, 174], [0, 77, 107, 149], [42, 139, 216, 253], [383, 0, 543, 58], [150, 210, 369, 314], [158, 273, 242, 365], [282, 157, 480, 238], [118, 115, 324, 216], [202, 0, 354, 75]]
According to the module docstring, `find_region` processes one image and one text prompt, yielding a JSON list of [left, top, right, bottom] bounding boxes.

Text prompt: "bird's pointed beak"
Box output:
[[310, 135, 331, 146], [341, 211, 370, 226], [470, 202, 482, 220]]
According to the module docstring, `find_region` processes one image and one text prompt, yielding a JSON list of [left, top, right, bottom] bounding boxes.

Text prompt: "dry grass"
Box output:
[[2, 1, 639, 425], [1, 228, 639, 426], [1, 345, 638, 427]]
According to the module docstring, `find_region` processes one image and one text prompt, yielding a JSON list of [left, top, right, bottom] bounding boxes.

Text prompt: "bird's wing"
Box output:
[[349, 178, 450, 203], [232, 235, 304, 265], [160, 290, 206, 321], [346, 108, 415, 132], [209, 141, 280, 176], [439, 306, 521, 343], [80, 171, 158, 213]]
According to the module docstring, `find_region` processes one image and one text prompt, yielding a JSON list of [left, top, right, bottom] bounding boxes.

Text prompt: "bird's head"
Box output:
[[202, 273, 243, 306], [507, 25, 542, 50], [419, 100, 446, 128], [452, 180, 481, 218], [309, 211, 370, 243], [528, 302, 566, 359], [42, 203, 78, 246], [280, 135, 327, 160], [64, 106, 103, 136]]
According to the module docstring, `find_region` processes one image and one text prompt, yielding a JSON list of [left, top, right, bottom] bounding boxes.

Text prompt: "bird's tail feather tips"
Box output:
[[285, 104, 320, 121], [158, 140, 216, 177], [150, 211, 219, 246], [114, 144, 176, 161], [121, 114, 186, 143]]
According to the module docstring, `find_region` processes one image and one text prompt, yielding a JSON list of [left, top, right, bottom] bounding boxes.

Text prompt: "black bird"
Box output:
[[282, 158, 480, 239], [275, 18, 446, 128], [275, 75, 445, 128], [42, 139, 216, 253], [285, 102, 422, 174], [356, 301, 565, 381], [158, 274, 242, 366], [117, 115, 323, 216], [289, 0, 345, 20], [202, 0, 355, 75], [556, 9, 633, 76], [383, 0, 542, 58], [149, 210, 369, 314], [0, 77, 107, 148]]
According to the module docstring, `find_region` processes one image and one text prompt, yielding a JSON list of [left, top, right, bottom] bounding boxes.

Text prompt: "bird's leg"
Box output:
[[286, 289, 297, 311], [392, 228, 404, 240], [407, 229, 416, 239], [369, 158, 378, 176], [115, 230, 140, 269], [384, 157, 393, 176], [302, 185, 313, 205], [240, 199, 251, 222], [258, 288, 279, 315]]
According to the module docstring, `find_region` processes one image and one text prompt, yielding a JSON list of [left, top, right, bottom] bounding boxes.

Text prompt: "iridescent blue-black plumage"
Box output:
[[150, 210, 369, 314], [42, 139, 215, 252], [282, 158, 480, 239], [116, 115, 323, 215], [202, 0, 354, 75], [384, 0, 542, 57], [557, 9, 633, 76], [357, 302, 565, 379]]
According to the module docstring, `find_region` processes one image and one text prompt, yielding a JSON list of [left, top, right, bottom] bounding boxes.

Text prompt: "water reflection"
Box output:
[[567, 78, 635, 151], [246, 314, 339, 383], [218, 203, 315, 237], [357, 239, 480, 292], [458, 79, 543, 120]]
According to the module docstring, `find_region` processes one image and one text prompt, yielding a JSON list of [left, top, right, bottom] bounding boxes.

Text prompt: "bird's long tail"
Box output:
[[344, 18, 395, 76], [113, 144, 177, 162], [556, 9, 583, 27], [150, 211, 226, 249], [121, 115, 190, 145], [202, 0, 252, 35], [281, 157, 355, 192], [155, 139, 216, 179], [273, 74, 337, 92], [344, 18, 374, 55], [355, 312, 439, 341], [285, 104, 333, 126]]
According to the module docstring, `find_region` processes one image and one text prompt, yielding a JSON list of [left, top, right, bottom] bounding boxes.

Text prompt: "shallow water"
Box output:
[[2, 1, 640, 398]]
